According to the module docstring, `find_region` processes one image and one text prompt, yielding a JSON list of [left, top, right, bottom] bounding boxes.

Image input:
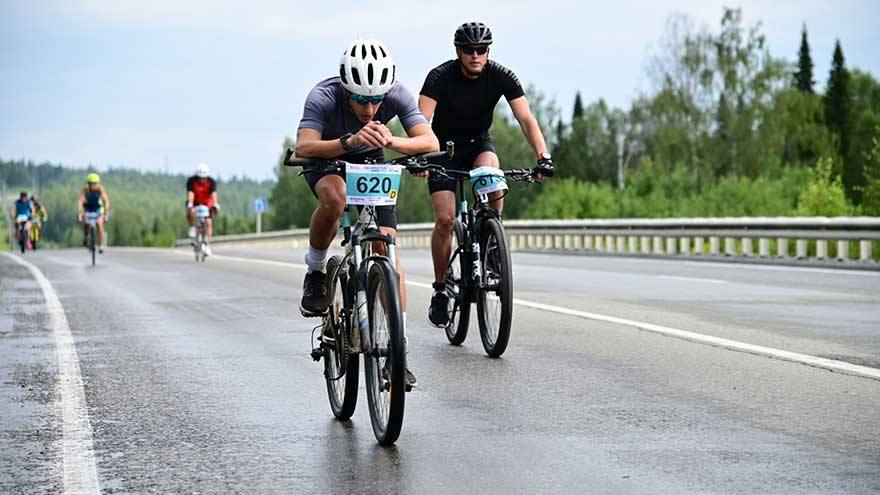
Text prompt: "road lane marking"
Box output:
[[3, 253, 101, 494], [196, 251, 880, 382], [656, 275, 728, 284]]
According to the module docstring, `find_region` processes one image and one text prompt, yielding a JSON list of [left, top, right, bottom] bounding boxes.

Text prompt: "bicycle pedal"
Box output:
[[310, 348, 323, 361]]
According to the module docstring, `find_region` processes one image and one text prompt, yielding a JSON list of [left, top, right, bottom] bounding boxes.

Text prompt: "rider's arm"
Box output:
[[76, 189, 85, 216], [508, 96, 549, 158], [417, 95, 437, 123], [387, 123, 439, 155], [294, 128, 347, 158], [100, 186, 110, 216]]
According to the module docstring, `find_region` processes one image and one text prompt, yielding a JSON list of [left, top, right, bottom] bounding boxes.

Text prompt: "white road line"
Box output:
[[3, 253, 100, 494], [197, 251, 880, 382], [656, 275, 728, 284]]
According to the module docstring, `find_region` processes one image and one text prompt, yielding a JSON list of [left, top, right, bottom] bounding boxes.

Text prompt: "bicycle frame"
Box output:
[[455, 178, 498, 295]]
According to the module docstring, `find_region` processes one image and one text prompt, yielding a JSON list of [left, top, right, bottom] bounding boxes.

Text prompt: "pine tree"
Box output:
[[824, 40, 857, 201], [794, 24, 814, 93], [572, 92, 584, 120]]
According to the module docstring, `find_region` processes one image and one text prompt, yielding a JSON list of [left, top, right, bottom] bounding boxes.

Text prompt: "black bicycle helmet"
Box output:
[[454, 22, 493, 46]]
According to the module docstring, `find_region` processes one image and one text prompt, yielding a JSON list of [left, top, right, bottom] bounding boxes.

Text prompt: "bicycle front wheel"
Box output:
[[445, 219, 470, 345], [323, 256, 359, 420], [89, 225, 96, 266], [20, 228, 28, 254], [476, 217, 512, 358], [363, 258, 406, 445]]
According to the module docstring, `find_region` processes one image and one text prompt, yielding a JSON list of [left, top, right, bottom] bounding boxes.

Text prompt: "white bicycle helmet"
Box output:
[[339, 39, 396, 96], [195, 163, 210, 178]]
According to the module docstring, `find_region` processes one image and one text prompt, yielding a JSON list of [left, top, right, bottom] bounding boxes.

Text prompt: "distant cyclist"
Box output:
[[186, 163, 220, 257], [418, 22, 555, 327], [11, 191, 35, 248], [295, 39, 439, 388], [30, 195, 48, 249], [76, 173, 110, 253]]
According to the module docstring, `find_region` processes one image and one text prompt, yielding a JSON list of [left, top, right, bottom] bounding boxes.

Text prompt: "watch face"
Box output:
[[540, 153, 552, 160]]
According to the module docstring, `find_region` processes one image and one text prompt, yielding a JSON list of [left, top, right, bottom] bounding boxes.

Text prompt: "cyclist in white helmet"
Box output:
[[186, 163, 220, 255], [294, 38, 439, 388]]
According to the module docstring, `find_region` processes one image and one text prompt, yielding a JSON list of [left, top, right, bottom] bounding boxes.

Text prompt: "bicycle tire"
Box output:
[[89, 224, 96, 266], [445, 219, 471, 345], [323, 255, 359, 420], [476, 217, 512, 358], [20, 227, 28, 254], [363, 258, 406, 445]]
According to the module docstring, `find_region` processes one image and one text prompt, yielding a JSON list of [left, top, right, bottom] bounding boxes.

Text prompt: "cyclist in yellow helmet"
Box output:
[[76, 173, 111, 253]]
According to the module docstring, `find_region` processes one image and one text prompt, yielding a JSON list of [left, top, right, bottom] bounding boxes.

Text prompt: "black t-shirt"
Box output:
[[420, 60, 525, 143]]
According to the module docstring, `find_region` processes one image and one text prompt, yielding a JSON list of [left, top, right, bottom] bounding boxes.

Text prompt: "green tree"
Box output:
[[794, 24, 814, 93], [572, 92, 584, 120], [860, 126, 880, 215], [796, 157, 852, 216], [268, 137, 316, 230], [824, 40, 857, 199]]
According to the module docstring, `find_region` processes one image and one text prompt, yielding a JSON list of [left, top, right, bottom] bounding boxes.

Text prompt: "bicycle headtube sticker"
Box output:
[[345, 163, 403, 206], [470, 166, 508, 195]]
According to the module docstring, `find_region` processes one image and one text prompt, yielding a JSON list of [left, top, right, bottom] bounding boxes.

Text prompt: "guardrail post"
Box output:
[[595, 235, 605, 252], [759, 238, 770, 257], [665, 237, 676, 255], [796, 239, 808, 259], [860, 240, 872, 261], [777, 238, 788, 258], [724, 238, 736, 256], [742, 237, 753, 257], [616, 236, 625, 252], [710, 236, 720, 255], [816, 240, 828, 259], [628, 236, 637, 253], [694, 236, 704, 255], [836, 240, 848, 261], [641, 236, 650, 254], [605, 235, 615, 253], [680, 237, 691, 255], [652, 236, 663, 254], [583, 235, 593, 251], [544, 234, 552, 249], [553, 234, 562, 250]]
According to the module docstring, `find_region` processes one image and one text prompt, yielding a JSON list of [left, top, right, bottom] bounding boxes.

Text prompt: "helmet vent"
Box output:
[[350, 46, 356, 57], [371, 45, 378, 59], [351, 68, 361, 85], [361, 44, 367, 59], [367, 64, 374, 84], [379, 45, 387, 57], [380, 68, 388, 85], [339, 65, 347, 84]]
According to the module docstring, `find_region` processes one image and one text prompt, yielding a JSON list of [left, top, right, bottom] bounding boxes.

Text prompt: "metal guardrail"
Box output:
[[175, 217, 880, 267]]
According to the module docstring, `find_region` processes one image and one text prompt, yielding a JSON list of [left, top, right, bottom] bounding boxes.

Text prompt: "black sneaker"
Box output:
[[300, 271, 329, 317], [428, 283, 450, 328]]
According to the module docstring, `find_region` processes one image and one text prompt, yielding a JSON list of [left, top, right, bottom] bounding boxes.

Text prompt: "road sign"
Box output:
[[252, 197, 268, 213]]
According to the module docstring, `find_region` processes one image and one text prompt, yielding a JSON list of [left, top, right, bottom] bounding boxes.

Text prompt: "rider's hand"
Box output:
[[535, 156, 555, 181], [103, 214, 110, 223], [77, 213, 84, 223], [186, 202, 193, 209], [212, 203, 221, 215], [351, 122, 390, 149], [411, 169, 429, 179]]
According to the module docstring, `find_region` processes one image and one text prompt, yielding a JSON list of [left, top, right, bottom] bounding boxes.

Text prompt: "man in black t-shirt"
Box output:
[[419, 22, 555, 328]]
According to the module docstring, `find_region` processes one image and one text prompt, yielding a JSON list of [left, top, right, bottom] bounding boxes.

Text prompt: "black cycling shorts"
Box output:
[[305, 167, 398, 229], [428, 135, 497, 194]]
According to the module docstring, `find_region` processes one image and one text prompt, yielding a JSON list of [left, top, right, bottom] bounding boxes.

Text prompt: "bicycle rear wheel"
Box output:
[[476, 217, 512, 358], [20, 227, 28, 254], [363, 258, 405, 445], [323, 256, 359, 420], [445, 219, 471, 345]]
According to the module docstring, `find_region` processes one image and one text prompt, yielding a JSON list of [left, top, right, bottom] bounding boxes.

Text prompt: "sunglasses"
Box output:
[[460, 45, 488, 55], [350, 92, 386, 105]]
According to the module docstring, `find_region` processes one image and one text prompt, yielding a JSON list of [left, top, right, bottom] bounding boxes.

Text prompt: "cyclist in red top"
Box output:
[[186, 163, 220, 254]]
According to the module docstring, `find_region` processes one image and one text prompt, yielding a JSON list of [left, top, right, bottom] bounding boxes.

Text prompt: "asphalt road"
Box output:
[[1, 246, 879, 493]]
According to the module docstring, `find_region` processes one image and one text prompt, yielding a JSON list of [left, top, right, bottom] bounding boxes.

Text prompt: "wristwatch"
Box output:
[[340, 133, 354, 152], [539, 152, 552, 162]]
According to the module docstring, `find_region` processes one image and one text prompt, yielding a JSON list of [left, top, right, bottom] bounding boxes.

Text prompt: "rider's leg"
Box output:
[[204, 217, 213, 241], [474, 151, 504, 213], [430, 191, 456, 284], [96, 218, 106, 250], [307, 175, 346, 272]]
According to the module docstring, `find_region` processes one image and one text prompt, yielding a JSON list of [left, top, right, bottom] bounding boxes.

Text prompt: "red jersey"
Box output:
[[186, 176, 216, 207]]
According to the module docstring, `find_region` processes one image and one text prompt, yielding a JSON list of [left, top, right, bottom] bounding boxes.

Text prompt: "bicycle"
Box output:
[[192, 205, 211, 262], [431, 163, 538, 357], [15, 215, 29, 254], [83, 211, 101, 266], [283, 147, 447, 445]]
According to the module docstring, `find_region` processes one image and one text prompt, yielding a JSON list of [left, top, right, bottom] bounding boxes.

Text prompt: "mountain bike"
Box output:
[[434, 165, 538, 357], [192, 205, 211, 262], [83, 212, 101, 266], [15, 215, 29, 254], [283, 148, 448, 445]]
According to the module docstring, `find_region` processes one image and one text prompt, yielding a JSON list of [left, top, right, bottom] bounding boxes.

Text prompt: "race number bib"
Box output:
[[194, 205, 211, 218], [16, 214, 29, 223], [470, 167, 508, 195], [345, 163, 402, 206]]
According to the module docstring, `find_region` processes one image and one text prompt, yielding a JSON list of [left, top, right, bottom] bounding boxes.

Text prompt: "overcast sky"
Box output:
[[2, 0, 878, 179]]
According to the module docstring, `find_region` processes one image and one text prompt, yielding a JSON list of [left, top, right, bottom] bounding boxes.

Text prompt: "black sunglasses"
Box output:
[[460, 45, 488, 55]]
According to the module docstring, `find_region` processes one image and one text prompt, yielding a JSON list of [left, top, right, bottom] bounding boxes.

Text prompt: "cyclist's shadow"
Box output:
[[320, 418, 408, 490]]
